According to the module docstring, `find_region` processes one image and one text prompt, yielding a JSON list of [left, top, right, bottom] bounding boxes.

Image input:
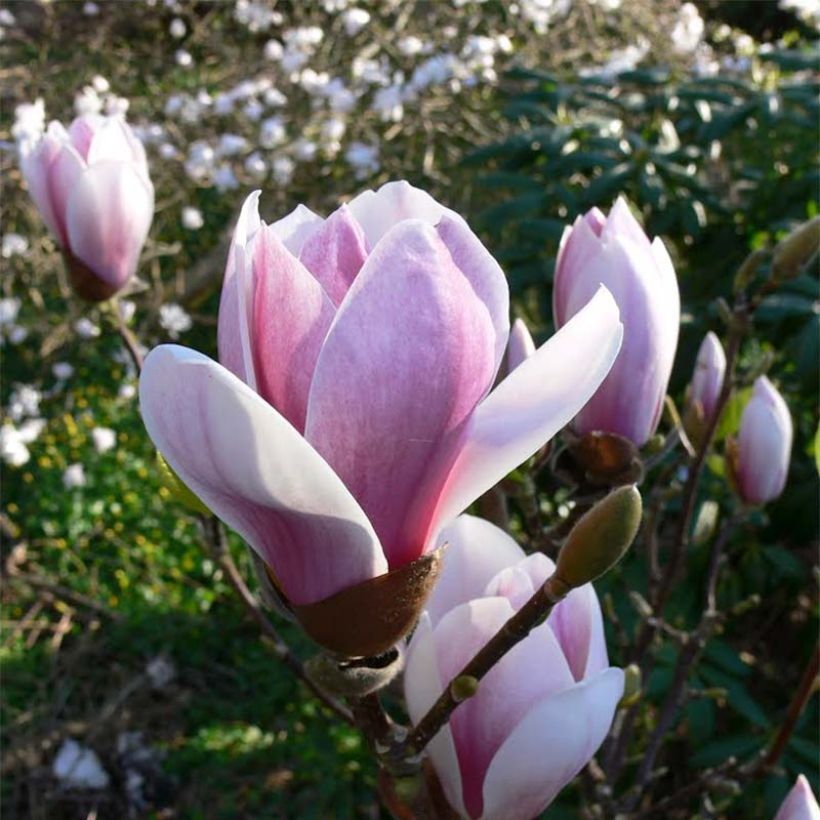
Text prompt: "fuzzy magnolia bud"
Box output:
[[772, 217, 820, 283], [305, 648, 403, 697], [554, 485, 642, 590], [619, 663, 642, 708]]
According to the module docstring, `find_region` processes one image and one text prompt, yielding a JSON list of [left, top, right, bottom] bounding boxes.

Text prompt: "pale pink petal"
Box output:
[[298, 204, 369, 306], [563, 238, 673, 445], [48, 144, 85, 243], [548, 582, 609, 681], [432, 598, 575, 818], [86, 116, 142, 167], [139, 345, 386, 605], [404, 613, 467, 818], [484, 553, 554, 611], [20, 135, 65, 243], [603, 197, 652, 250], [426, 514, 525, 627], [737, 376, 793, 504], [507, 318, 536, 371], [268, 203, 323, 255], [251, 225, 336, 431], [68, 114, 105, 160], [218, 191, 262, 388], [65, 161, 153, 288], [305, 219, 500, 568], [553, 217, 604, 326], [481, 667, 624, 820], [775, 775, 820, 820], [346, 180, 463, 247], [428, 287, 623, 538]]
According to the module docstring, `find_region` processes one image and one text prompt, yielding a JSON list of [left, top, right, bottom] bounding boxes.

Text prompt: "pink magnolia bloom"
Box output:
[[506, 318, 536, 371], [735, 376, 793, 505], [554, 198, 680, 446], [689, 331, 726, 421], [20, 114, 154, 299], [405, 514, 623, 820], [139, 182, 623, 607], [775, 775, 820, 820]]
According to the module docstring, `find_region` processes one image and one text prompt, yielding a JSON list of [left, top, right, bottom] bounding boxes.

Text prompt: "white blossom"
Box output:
[[52, 362, 74, 381], [169, 17, 186, 38], [0, 297, 21, 326], [342, 8, 371, 36], [181, 206, 204, 230], [53, 740, 109, 789], [159, 303, 193, 338], [91, 427, 117, 454], [63, 463, 87, 489], [74, 318, 101, 339], [1, 234, 28, 258], [12, 99, 46, 145], [671, 3, 704, 54], [175, 49, 193, 67], [82, 1, 100, 14]]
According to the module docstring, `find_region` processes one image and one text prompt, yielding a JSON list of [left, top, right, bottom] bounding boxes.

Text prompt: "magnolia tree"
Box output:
[[16, 107, 819, 818]]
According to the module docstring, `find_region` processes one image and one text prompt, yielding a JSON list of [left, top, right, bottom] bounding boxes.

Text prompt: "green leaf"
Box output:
[[714, 387, 753, 442], [699, 666, 770, 728], [689, 733, 762, 768]]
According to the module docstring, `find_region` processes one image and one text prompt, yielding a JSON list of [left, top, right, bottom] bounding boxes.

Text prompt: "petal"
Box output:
[[251, 225, 336, 431], [426, 514, 525, 627], [563, 237, 677, 445], [48, 144, 85, 242], [268, 203, 323, 255], [68, 115, 105, 160], [305, 219, 500, 568], [507, 318, 535, 371], [775, 774, 820, 820], [20, 134, 65, 243], [429, 287, 623, 536], [346, 180, 463, 247], [432, 598, 575, 818], [404, 613, 467, 818], [138, 345, 386, 605], [65, 161, 154, 288], [484, 553, 554, 611], [481, 667, 624, 820], [602, 197, 652, 250], [548, 582, 609, 681], [553, 215, 604, 326], [218, 191, 262, 388], [298, 203, 369, 306], [87, 117, 141, 167]]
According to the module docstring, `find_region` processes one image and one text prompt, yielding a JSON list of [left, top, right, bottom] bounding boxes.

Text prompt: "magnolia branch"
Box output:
[[404, 573, 570, 757]]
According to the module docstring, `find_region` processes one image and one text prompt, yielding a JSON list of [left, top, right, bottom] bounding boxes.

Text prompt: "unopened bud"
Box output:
[[692, 500, 720, 547], [555, 485, 642, 589], [628, 591, 654, 619], [772, 216, 820, 282], [305, 648, 403, 697], [733, 248, 767, 293], [450, 675, 479, 703], [619, 664, 642, 708], [730, 593, 761, 616], [156, 451, 211, 515]]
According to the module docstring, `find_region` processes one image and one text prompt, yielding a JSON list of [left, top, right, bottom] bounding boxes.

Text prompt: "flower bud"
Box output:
[[507, 318, 536, 371], [730, 376, 793, 505], [20, 115, 154, 301], [772, 217, 820, 283], [305, 647, 403, 697], [554, 199, 680, 446], [774, 774, 820, 820], [555, 484, 642, 590], [688, 332, 727, 423]]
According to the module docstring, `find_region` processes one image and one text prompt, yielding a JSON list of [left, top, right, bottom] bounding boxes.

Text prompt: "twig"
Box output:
[[755, 643, 820, 775], [201, 517, 354, 725], [112, 299, 144, 373], [404, 573, 569, 757], [619, 511, 743, 811]]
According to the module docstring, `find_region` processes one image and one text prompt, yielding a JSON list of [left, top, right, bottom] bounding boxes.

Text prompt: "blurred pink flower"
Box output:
[[404, 514, 623, 820], [506, 317, 536, 371], [775, 775, 820, 820], [689, 331, 726, 421], [20, 114, 153, 300], [734, 376, 793, 505], [139, 182, 623, 608], [554, 198, 680, 446]]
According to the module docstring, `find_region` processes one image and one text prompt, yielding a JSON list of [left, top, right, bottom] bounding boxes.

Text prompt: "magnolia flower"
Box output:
[[775, 775, 820, 820], [732, 376, 792, 505], [689, 331, 726, 422], [20, 114, 153, 301], [507, 318, 536, 372], [139, 181, 623, 653], [554, 198, 680, 446], [405, 515, 624, 820]]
